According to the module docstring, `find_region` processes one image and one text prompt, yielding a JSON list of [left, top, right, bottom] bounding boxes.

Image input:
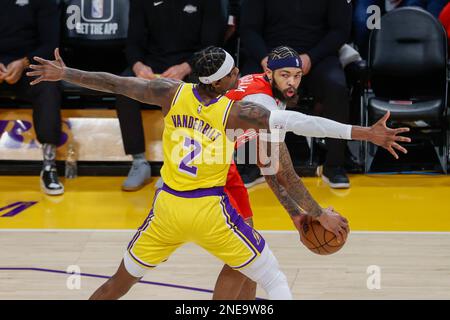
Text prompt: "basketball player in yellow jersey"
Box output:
[[28, 47, 410, 300]]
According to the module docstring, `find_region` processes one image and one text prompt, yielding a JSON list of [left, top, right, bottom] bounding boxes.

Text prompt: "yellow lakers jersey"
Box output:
[[161, 83, 235, 191]]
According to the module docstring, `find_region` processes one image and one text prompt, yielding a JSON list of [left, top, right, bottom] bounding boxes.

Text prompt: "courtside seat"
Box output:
[[369, 98, 443, 122], [363, 7, 449, 172]]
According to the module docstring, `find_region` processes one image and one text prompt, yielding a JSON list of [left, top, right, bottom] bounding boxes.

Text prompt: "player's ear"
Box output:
[[266, 69, 273, 82], [211, 79, 221, 90]]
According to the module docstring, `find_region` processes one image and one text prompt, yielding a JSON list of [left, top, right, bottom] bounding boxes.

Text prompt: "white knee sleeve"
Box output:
[[123, 251, 147, 278], [239, 246, 292, 300]]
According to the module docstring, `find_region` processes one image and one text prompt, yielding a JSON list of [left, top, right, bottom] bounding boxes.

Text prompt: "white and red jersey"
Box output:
[[224, 74, 286, 220], [226, 73, 286, 148]]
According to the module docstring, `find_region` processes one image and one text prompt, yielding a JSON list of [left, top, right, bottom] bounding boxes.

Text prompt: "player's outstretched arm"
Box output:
[[27, 48, 180, 113], [226, 101, 412, 159]]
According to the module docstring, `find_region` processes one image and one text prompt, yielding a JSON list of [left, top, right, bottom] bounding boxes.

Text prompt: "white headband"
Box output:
[[199, 51, 235, 84]]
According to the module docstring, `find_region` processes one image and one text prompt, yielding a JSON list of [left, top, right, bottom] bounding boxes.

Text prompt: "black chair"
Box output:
[[363, 7, 448, 173], [60, 0, 129, 105]]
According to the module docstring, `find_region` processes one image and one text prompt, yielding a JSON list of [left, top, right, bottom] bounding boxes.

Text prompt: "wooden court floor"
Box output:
[[1, 174, 450, 299]]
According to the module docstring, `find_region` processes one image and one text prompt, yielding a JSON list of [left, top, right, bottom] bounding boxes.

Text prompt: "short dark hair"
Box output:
[[268, 46, 299, 62], [192, 46, 226, 80]]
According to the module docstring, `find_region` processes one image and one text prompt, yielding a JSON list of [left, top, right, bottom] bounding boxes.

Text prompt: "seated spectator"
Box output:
[[353, 0, 384, 59], [223, 0, 241, 56], [117, 0, 226, 191], [0, 0, 63, 196], [240, 0, 353, 189]]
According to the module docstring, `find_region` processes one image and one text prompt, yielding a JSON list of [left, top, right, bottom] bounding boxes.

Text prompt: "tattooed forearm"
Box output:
[[264, 174, 304, 218], [63, 68, 127, 94], [236, 101, 271, 128], [62, 68, 177, 105], [275, 143, 323, 217]]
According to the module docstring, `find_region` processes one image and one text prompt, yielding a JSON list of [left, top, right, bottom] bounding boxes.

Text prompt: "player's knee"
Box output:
[[238, 246, 292, 299], [123, 251, 148, 278]]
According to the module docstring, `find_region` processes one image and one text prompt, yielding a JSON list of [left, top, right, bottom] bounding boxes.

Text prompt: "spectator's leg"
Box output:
[[115, 68, 151, 191], [17, 76, 64, 195], [305, 56, 351, 189]]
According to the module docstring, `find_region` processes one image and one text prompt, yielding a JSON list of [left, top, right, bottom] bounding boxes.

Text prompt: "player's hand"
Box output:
[[316, 207, 349, 244], [224, 25, 237, 42], [299, 54, 311, 75], [161, 62, 192, 80], [27, 48, 65, 85], [133, 61, 157, 80], [291, 213, 307, 233], [368, 111, 411, 159], [0, 63, 8, 83], [4, 58, 28, 85]]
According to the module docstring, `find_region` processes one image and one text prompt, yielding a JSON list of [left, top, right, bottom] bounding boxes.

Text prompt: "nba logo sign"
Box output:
[[81, 0, 114, 22], [91, 0, 104, 18]]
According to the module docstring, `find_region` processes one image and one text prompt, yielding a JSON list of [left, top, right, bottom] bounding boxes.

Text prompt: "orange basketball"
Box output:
[[299, 215, 349, 255]]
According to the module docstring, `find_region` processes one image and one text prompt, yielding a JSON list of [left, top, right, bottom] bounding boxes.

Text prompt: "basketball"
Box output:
[[299, 215, 349, 255]]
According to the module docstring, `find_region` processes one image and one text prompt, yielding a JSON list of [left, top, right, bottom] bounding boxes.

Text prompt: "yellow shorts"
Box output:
[[127, 184, 266, 270]]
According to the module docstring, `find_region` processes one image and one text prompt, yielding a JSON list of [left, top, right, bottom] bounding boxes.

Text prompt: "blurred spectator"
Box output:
[[353, 0, 384, 59], [402, 0, 449, 17], [240, 0, 353, 189], [439, 1, 450, 46], [117, 0, 226, 191], [223, 0, 240, 43], [354, 0, 449, 58], [0, 0, 63, 196]]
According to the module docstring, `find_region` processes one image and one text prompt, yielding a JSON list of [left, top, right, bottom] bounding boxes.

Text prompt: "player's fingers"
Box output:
[[340, 220, 349, 232], [392, 143, 407, 154], [340, 215, 348, 224], [394, 127, 410, 134], [387, 146, 399, 159], [26, 71, 42, 77], [333, 227, 343, 244], [394, 135, 411, 143], [54, 48, 62, 61], [33, 56, 50, 65], [339, 228, 347, 241], [30, 76, 44, 85], [379, 111, 390, 124], [29, 64, 44, 70]]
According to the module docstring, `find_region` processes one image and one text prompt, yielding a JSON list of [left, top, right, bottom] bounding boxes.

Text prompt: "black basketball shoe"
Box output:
[[40, 165, 64, 196]]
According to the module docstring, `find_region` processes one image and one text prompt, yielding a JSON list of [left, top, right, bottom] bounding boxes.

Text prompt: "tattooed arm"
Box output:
[[266, 142, 323, 218], [227, 101, 349, 240], [227, 101, 323, 217], [27, 48, 180, 114], [263, 174, 305, 218]]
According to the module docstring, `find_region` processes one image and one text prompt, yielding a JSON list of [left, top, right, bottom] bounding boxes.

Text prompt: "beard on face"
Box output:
[[271, 77, 299, 106]]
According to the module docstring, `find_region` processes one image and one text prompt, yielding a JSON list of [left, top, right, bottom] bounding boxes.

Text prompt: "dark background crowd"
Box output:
[[1, 0, 449, 195]]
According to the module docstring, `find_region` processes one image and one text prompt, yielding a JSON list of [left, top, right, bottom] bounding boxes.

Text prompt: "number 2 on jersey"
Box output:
[[178, 137, 201, 176]]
